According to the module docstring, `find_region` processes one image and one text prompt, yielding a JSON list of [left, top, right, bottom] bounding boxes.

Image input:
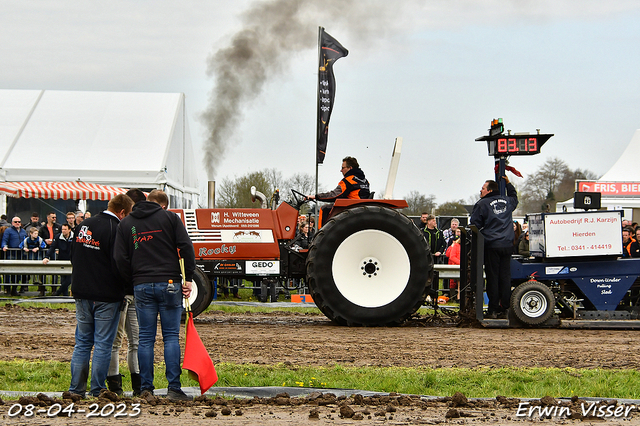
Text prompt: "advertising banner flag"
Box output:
[[317, 27, 348, 164]]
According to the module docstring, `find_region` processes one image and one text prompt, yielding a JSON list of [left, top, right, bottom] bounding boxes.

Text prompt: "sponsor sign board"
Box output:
[[196, 209, 275, 229], [211, 261, 244, 275], [543, 211, 622, 258], [245, 260, 280, 276], [577, 181, 640, 196]]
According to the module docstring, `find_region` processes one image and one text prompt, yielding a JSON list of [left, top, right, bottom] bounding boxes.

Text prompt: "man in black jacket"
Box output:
[[43, 223, 74, 296], [106, 188, 148, 397], [470, 176, 518, 319], [39, 212, 61, 247], [423, 214, 445, 264], [68, 194, 134, 398], [114, 189, 195, 401]]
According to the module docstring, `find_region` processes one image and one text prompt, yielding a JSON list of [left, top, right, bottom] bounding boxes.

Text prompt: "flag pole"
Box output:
[[314, 26, 323, 232]]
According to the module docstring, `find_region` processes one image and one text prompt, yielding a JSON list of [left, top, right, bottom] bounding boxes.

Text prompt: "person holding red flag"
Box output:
[[114, 189, 195, 401]]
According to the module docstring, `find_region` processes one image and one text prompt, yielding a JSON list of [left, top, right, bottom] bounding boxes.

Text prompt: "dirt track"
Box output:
[[2, 304, 640, 369], [1, 304, 640, 425]]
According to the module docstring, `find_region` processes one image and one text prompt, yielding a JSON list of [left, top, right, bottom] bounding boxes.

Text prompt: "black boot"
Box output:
[[106, 374, 123, 396], [130, 373, 142, 397]]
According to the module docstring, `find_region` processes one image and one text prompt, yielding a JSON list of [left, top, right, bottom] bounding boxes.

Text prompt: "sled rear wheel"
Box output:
[[510, 280, 555, 325]]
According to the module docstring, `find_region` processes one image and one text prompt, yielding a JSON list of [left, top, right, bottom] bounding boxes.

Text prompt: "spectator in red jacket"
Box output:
[[445, 228, 462, 301]]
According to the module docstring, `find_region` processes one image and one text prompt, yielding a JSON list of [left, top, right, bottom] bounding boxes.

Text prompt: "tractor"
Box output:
[[171, 188, 433, 326]]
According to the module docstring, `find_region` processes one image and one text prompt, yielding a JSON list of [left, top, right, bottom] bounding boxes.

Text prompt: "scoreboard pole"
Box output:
[[496, 157, 507, 196]]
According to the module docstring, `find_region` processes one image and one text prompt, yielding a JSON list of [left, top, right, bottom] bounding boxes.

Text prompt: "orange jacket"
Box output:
[[316, 167, 370, 201]]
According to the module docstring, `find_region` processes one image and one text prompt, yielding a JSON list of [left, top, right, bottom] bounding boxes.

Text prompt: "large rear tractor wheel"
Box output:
[[306, 206, 432, 326], [183, 266, 214, 318], [510, 280, 555, 325]]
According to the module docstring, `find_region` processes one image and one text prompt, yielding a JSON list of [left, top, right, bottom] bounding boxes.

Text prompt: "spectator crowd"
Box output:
[[0, 210, 86, 296]]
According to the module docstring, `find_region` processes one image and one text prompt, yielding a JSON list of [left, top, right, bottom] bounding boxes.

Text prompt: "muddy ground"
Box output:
[[1, 304, 640, 425]]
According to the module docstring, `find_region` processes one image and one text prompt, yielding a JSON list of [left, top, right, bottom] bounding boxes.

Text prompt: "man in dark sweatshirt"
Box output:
[[68, 193, 134, 398], [114, 189, 195, 401], [470, 176, 519, 319]]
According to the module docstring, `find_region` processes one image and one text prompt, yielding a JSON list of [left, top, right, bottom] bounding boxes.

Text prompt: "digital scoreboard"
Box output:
[[476, 119, 553, 157]]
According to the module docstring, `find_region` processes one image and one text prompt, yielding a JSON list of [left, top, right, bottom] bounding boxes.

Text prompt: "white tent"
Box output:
[[0, 89, 200, 209], [598, 129, 640, 182], [557, 129, 640, 221]]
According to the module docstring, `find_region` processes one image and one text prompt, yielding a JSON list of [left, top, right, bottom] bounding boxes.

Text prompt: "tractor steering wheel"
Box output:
[[290, 189, 310, 210]]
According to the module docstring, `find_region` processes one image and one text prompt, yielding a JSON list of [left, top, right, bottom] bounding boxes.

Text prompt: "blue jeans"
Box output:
[[69, 299, 121, 397], [134, 282, 183, 392]]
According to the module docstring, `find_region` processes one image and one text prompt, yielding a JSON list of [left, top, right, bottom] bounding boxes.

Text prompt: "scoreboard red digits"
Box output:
[[495, 136, 542, 155], [476, 120, 553, 157]]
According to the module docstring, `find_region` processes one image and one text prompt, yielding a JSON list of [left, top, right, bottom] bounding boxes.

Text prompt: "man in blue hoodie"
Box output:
[[470, 176, 518, 319], [114, 189, 195, 401]]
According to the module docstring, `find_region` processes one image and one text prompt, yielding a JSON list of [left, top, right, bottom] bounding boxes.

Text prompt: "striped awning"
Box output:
[[0, 181, 129, 200]]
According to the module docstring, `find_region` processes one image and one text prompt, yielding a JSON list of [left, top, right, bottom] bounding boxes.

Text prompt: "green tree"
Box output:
[[282, 172, 316, 200], [216, 171, 271, 208], [216, 169, 319, 210], [403, 191, 436, 216], [518, 157, 599, 214], [263, 168, 285, 197], [435, 200, 468, 216]]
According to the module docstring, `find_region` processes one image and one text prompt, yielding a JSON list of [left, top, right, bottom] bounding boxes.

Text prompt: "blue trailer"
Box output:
[[509, 256, 640, 326], [472, 210, 640, 328]]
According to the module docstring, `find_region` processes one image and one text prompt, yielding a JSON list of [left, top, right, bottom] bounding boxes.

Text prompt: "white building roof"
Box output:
[[0, 89, 199, 197]]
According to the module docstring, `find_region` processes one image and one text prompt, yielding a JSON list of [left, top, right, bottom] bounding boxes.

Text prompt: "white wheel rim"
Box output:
[[183, 278, 199, 310], [520, 290, 548, 318], [331, 229, 411, 308]]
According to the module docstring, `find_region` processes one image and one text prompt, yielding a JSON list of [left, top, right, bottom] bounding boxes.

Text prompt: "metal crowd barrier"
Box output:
[[0, 248, 70, 293], [0, 261, 453, 278], [433, 264, 461, 279], [0, 259, 72, 275]]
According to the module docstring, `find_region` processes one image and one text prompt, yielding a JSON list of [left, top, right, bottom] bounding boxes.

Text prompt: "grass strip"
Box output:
[[1, 361, 639, 400]]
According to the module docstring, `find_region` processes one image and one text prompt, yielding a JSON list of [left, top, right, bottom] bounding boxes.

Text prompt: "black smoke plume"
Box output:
[[200, 0, 408, 179]]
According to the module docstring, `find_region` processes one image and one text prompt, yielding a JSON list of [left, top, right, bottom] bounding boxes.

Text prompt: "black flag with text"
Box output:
[[317, 28, 348, 164]]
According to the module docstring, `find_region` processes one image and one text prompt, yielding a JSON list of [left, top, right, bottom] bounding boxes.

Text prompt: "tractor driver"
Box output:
[[307, 156, 370, 228]]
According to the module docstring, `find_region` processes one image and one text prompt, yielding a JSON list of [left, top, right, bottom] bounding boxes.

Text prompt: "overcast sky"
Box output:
[[2, 0, 639, 205]]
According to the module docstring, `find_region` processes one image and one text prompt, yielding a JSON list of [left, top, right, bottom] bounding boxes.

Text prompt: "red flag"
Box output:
[[494, 164, 523, 178], [183, 311, 218, 394]]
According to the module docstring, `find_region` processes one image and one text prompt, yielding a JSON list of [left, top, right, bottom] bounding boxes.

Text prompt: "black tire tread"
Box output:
[[189, 266, 214, 318], [510, 280, 555, 325], [306, 205, 432, 326]]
